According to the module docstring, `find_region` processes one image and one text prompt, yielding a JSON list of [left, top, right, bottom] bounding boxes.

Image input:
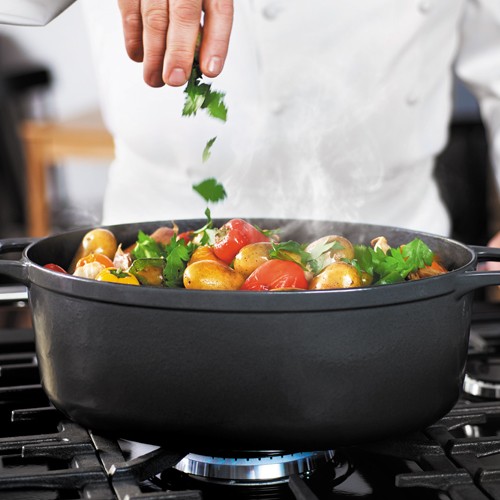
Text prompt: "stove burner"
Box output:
[[174, 450, 335, 482], [464, 354, 500, 399]]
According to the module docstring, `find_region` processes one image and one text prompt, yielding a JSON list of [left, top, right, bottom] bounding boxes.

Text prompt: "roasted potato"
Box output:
[[69, 228, 118, 273], [183, 260, 246, 290], [233, 242, 273, 278], [308, 262, 362, 290], [188, 246, 223, 266]]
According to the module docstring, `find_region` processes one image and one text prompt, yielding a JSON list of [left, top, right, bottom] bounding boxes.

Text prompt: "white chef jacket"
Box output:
[[2, 1, 500, 235]]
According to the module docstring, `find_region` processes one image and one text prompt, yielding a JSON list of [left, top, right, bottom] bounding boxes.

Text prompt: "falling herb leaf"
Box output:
[[182, 52, 228, 204], [202, 137, 217, 162], [192, 177, 227, 203]]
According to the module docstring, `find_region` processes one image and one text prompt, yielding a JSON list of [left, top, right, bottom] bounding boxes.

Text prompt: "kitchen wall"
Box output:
[[0, 1, 108, 230]]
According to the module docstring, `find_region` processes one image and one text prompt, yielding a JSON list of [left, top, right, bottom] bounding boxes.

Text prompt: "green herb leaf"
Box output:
[[109, 268, 131, 279], [128, 258, 166, 285], [128, 258, 165, 274], [202, 90, 228, 121], [352, 245, 374, 277], [163, 238, 193, 288], [192, 177, 227, 203], [269, 240, 311, 270], [131, 231, 165, 260], [307, 240, 344, 261], [401, 238, 434, 270], [182, 63, 227, 122], [346, 238, 434, 285], [202, 137, 217, 162]]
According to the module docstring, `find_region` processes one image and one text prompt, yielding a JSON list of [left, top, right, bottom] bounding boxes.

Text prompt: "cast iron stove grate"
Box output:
[[4, 307, 500, 499]]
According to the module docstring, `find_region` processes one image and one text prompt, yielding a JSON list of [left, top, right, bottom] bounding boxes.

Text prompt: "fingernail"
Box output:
[[208, 56, 222, 75], [168, 67, 187, 86]]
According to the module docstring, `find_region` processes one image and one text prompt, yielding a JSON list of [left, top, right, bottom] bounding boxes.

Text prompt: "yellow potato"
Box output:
[[183, 260, 246, 290], [69, 228, 118, 273], [188, 246, 223, 266], [309, 262, 362, 290], [233, 242, 273, 278]]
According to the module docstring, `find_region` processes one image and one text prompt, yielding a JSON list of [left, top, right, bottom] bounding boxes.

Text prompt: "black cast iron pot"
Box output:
[[1, 218, 500, 452]]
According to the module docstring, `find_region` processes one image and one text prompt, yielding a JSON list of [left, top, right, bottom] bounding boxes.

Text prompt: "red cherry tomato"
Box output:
[[240, 259, 308, 291], [43, 263, 68, 274], [177, 231, 194, 243], [213, 219, 270, 264]]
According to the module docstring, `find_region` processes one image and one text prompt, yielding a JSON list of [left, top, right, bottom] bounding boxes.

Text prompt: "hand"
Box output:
[[117, 0, 234, 88]]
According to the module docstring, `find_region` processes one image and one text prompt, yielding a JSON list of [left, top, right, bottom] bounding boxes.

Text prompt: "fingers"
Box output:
[[198, 0, 233, 78], [163, 0, 202, 86], [118, 0, 144, 63], [117, 0, 234, 88], [118, 0, 169, 87], [141, 0, 169, 87]]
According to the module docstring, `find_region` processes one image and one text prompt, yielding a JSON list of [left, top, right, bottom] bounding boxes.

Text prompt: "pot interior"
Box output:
[[27, 218, 475, 273]]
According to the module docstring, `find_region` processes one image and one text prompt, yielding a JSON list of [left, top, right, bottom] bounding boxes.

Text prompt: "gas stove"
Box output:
[[2, 291, 500, 499]]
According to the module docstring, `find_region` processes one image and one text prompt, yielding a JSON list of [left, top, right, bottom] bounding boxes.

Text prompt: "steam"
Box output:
[[216, 64, 387, 226]]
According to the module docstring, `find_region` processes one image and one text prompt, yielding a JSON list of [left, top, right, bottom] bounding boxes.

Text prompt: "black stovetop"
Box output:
[[2, 298, 500, 499]]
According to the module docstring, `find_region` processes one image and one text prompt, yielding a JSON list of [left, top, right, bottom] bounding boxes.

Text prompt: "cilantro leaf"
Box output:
[[192, 177, 227, 203], [202, 137, 217, 162]]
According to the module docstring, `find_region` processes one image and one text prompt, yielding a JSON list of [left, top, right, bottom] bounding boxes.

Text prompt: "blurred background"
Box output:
[[0, 1, 498, 247], [0, 2, 109, 239]]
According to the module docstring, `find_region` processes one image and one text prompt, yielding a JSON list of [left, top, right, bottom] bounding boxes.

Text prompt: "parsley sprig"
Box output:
[[163, 238, 193, 288], [182, 62, 227, 122], [349, 238, 434, 285], [130, 230, 195, 288]]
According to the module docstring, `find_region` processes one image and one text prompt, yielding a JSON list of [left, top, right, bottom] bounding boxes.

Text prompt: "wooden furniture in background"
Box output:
[[21, 111, 114, 237]]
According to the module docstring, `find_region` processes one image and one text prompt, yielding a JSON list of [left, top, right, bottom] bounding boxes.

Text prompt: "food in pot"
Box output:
[[43, 217, 448, 291], [184, 260, 246, 290], [308, 261, 362, 290], [68, 228, 118, 273], [240, 259, 309, 291]]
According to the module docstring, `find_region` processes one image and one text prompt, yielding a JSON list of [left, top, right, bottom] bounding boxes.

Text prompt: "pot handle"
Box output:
[[470, 245, 500, 262], [0, 238, 35, 285], [454, 245, 500, 297]]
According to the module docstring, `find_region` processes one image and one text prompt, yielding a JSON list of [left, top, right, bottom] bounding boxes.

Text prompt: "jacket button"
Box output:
[[418, 0, 432, 13], [406, 91, 420, 106], [262, 2, 284, 20], [270, 101, 286, 114]]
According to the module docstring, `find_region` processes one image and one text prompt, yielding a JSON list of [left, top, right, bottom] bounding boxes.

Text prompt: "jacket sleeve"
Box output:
[[0, 0, 77, 26], [455, 1, 500, 184]]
